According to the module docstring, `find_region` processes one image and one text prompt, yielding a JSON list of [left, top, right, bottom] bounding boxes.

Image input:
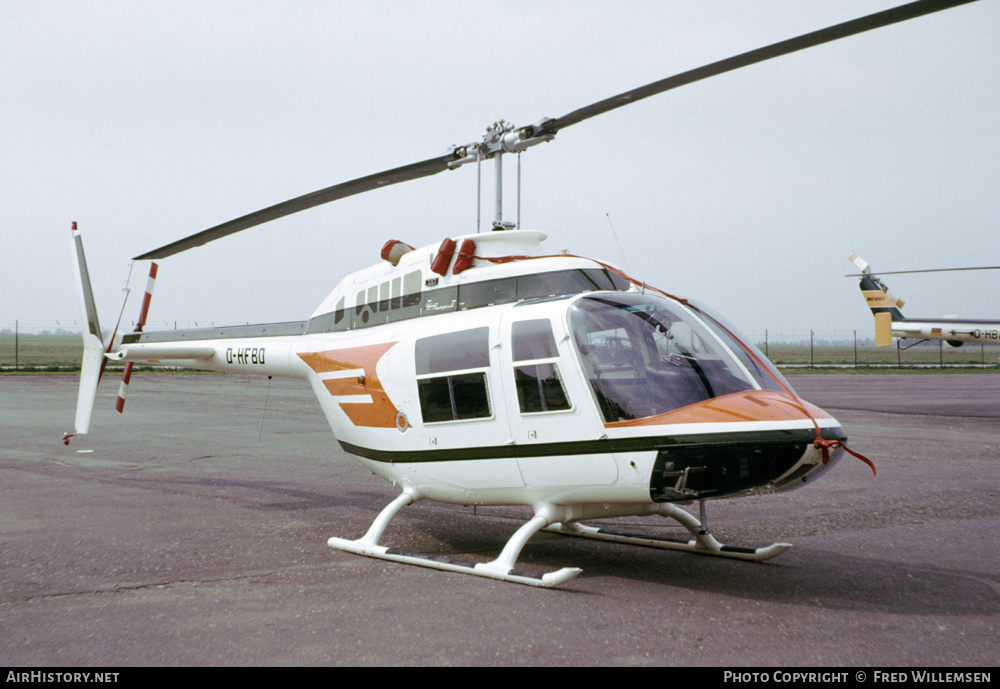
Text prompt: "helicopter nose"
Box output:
[[631, 391, 848, 501]]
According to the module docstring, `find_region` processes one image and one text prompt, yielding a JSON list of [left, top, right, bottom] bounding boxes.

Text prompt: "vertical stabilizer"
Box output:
[[849, 253, 905, 321], [65, 223, 106, 443], [849, 253, 906, 348]]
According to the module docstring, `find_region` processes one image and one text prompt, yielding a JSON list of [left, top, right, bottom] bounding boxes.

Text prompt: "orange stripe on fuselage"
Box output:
[[298, 342, 400, 428], [604, 389, 829, 428]]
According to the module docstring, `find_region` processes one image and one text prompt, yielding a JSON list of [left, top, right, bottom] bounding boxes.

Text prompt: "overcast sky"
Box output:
[[3, 0, 998, 338]]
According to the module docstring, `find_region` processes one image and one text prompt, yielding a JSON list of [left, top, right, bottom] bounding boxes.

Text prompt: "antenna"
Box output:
[[605, 213, 631, 274]]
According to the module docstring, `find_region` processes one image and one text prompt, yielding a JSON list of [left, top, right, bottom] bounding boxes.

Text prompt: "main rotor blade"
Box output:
[[134, 153, 457, 260], [539, 0, 979, 136], [137, 0, 979, 260], [846, 265, 1000, 277]]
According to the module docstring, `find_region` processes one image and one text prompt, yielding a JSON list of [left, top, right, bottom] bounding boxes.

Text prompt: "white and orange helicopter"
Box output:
[[66, 0, 976, 587], [849, 252, 1000, 349]]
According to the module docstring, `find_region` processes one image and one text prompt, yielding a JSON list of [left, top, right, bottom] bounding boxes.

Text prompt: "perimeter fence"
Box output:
[[2, 322, 998, 371], [745, 329, 999, 370]]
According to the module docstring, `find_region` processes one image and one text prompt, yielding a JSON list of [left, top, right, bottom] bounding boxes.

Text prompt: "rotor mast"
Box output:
[[447, 119, 555, 231]]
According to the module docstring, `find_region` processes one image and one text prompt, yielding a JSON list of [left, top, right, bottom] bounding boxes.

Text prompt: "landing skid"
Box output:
[[327, 494, 789, 588], [544, 522, 791, 562], [545, 501, 791, 562], [327, 492, 581, 587]]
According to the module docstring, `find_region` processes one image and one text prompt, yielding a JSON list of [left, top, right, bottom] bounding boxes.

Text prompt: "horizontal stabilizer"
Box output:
[[109, 344, 216, 362]]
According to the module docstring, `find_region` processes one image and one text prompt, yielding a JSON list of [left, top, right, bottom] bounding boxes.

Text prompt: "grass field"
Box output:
[[2, 335, 85, 371], [3, 334, 997, 373], [760, 342, 1000, 369]]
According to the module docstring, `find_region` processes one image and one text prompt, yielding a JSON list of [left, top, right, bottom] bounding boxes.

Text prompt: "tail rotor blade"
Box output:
[[115, 262, 158, 414], [848, 252, 871, 275], [115, 362, 134, 414]]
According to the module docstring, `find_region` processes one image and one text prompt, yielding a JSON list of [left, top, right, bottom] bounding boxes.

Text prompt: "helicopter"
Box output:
[[66, 0, 977, 587], [848, 252, 1000, 348]]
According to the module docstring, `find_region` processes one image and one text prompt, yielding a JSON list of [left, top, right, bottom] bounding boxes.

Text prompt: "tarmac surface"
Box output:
[[2, 373, 998, 667]]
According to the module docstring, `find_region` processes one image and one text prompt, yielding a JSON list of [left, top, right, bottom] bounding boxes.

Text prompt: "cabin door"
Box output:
[[498, 312, 619, 488]]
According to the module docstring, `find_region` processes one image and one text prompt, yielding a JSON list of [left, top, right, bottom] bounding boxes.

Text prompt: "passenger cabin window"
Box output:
[[415, 327, 492, 423], [511, 319, 571, 414]]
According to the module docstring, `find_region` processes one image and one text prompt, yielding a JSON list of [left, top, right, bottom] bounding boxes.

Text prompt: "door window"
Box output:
[[511, 319, 572, 414]]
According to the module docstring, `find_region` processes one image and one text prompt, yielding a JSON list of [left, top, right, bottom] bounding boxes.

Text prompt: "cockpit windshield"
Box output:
[[568, 293, 768, 422], [684, 297, 794, 395]]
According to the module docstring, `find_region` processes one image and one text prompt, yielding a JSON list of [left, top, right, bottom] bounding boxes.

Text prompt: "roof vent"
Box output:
[[381, 240, 413, 266]]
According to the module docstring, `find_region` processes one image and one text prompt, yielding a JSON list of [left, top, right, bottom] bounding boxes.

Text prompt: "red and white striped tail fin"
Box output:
[[115, 262, 158, 413]]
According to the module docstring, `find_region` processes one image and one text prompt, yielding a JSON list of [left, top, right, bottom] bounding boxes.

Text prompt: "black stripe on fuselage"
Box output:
[[338, 426, 846, 464]]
